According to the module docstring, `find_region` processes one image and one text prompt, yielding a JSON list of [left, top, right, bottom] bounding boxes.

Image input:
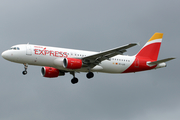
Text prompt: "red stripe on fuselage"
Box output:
[[122, 57, 157, 73], [122, 43, 161, 73]]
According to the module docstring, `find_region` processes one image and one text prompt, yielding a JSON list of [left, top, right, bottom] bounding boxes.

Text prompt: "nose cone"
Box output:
[[1, 51, 10, 60], [2, 50, 19, 63], [2, 51, 7, 59]]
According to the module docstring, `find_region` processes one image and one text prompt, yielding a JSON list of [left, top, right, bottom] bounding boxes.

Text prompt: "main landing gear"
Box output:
[[70, 71, 94, 84], [86, 72, 94, 79], [22, 64, 28, 75], [70, 71, 78, 84]]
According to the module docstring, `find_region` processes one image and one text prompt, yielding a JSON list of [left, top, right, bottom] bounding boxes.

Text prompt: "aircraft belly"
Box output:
[[23, 55, 55, 67]]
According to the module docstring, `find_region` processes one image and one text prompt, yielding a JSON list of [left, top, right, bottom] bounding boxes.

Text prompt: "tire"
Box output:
[[71, 77, 78, 84], [86, 72, 94, 79], [22, 71, 27, 75]]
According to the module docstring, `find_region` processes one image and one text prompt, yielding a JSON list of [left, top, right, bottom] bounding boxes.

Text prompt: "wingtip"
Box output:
[[130, 43, 138, 46], [137, 42, 140, 46], [168, 57, 176, 60]]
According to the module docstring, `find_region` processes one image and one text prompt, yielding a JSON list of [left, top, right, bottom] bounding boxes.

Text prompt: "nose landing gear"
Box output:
[[22, 64, 28, 75], [22, 71, 27, 75]]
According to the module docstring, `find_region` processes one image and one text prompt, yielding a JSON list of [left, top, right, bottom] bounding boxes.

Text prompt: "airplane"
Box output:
[[1, 33, 175, 84]]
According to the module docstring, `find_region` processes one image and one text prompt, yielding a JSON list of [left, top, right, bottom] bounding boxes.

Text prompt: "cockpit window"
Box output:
[[10, 47, 20, 50]]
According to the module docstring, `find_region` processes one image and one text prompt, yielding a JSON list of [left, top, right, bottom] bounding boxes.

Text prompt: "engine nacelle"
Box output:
[[63, 58, 82, 69], [41, 67, 63, 78]]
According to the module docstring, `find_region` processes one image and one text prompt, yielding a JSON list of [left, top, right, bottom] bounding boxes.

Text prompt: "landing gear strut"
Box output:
[[22, 64, 28, 75], [70, 71, 78, 84]]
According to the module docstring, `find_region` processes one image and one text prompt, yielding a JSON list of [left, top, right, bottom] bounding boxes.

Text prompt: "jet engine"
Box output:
[[41, 67, 64, 78], [63, 58, 82, 69]]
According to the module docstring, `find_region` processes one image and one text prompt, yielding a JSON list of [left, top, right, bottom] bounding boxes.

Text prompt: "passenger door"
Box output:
[[26, 44, 32, 55]]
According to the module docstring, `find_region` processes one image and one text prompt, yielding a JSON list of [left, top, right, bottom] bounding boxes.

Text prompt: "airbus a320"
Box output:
[[1, 33, 175, 84]]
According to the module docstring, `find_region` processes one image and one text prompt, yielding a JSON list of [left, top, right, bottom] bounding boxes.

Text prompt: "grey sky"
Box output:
[[0, 0, 180, 120]]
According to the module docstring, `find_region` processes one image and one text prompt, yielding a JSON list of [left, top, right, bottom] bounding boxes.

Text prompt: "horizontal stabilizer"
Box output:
[[148, 58, 175, 65]]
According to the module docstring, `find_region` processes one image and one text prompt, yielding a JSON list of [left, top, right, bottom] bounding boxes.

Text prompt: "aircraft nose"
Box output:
[[1, 51, 9, 59]]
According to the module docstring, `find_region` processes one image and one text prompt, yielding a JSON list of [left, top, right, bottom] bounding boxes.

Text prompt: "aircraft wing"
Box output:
[[148, 58, 175, 66], [82, 43, 137, 66]]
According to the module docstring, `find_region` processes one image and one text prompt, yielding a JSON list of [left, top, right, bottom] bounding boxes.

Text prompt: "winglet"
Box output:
[[137, 41, 140, 46]]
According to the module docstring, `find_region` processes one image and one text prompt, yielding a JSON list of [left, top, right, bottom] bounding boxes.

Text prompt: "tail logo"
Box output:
[[123, 33, 163, 73]]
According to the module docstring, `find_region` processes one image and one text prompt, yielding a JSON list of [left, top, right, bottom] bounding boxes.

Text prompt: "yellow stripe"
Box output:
[[148, 33, 163, 42]]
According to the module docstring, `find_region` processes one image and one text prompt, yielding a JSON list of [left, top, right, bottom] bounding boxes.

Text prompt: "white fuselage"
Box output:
[[2, 44, 135, 73]]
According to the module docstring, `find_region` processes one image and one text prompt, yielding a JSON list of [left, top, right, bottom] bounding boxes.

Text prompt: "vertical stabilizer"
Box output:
[[136, 33, 163, 61]]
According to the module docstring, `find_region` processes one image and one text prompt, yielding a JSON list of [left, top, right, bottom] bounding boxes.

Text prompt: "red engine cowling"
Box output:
[[41, 67, 60, 78], [63, 58, 82, 69]]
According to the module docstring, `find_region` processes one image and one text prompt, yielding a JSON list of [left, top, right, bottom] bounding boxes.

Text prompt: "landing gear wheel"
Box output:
[[86, 72, 94, 79], [71, 77, 78, 84], [22, 64, 28, 75], [22, 71, 27, 75]]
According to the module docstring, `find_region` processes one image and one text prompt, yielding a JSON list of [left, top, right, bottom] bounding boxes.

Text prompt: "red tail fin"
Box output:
[[136, 33, 163, 61]]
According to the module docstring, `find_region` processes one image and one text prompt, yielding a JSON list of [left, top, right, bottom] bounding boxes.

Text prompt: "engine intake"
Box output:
[[63, 58, 82, 69], [41, 67, 64, 78]]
